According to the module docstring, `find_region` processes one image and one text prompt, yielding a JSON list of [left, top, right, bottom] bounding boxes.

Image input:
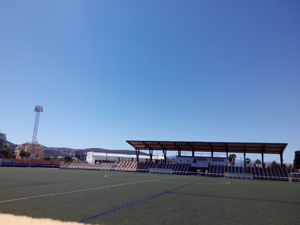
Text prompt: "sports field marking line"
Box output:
[[78, 177, 214, 223], [167, 192, 300, 205], [0, 177, 114, 189], [0, 176, 184, 204], [103, 176, 180, 181], [153, 180, 230, 185], [0, 179, 46, 184]]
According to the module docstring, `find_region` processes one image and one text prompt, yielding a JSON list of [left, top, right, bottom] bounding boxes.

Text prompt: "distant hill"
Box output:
[[5, 140, 147, 157], [43, 147, 148, 157], [84, 148, 149, 155]]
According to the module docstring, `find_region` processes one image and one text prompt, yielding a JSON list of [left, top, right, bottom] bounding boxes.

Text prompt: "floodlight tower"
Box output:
[[31, 106, 43, 159]]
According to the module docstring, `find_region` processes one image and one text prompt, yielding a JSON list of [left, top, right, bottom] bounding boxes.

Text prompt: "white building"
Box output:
[[14, 142, 44, 160], [86, 152, 164, 164], [176, 156, 228, 169]]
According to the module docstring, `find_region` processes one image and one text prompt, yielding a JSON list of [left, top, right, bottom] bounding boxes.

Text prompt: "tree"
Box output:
[[25, 152, 31, 159], [20, 150, 26, 159], [75, 151, 82, 160], [64, 155, 72, 162], [0, 144, 12, 159], [270, 161, 280, 168], [245, 158, 251, 166], [255, 159, 261, 166], [293, 151, 300, 169], [44, 156, 51, 161], [228, 154, 236, 166]]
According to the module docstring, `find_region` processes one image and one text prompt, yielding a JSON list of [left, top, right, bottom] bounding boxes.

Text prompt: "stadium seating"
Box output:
[[63, 162, 299, 182], [66, 162, 113, 170], [209, 165, 300, 181], [65, 161, 190, 175]]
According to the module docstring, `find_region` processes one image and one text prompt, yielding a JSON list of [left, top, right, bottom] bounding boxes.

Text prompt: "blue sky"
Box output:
[[1, 0, 299, 164]]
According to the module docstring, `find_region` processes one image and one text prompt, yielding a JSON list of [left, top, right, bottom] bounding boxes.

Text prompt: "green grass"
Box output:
[[0, 167, 299, 224]]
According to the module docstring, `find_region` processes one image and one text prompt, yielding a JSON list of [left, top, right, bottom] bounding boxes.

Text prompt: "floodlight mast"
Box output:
[[31, 105, 43, 159]]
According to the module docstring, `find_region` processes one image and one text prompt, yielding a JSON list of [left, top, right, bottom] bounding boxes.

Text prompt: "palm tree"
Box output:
[[255, 159, 261, 167], [245, 158, 251, 166], [228, 154, 237, 166]]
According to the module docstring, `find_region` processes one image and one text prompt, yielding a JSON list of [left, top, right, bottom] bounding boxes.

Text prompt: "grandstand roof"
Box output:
[[126, 141, 287, 154]]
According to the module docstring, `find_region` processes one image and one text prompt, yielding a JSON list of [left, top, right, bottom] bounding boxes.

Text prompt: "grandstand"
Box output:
[[63, 161, 300, 181], [209, 165, 300, 181], [61, 140, 300, 181], [64, 161, 190, 174], [67, 162, 113, 170]]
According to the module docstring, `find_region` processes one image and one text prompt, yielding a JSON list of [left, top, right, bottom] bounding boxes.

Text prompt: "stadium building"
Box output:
[[14, 142, 44, 160], [86, 151, 164, 164]]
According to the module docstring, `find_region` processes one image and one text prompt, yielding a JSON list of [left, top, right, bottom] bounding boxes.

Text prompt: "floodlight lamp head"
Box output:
[[34, 105, 43, 113]]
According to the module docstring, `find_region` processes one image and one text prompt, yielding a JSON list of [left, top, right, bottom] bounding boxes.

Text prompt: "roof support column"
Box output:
[[243, 144, 246, 167], [149, 149, 153, 162], [280, 153, 283, 168], [261, 151, 265, 169], [135, 148, 140, 163], [174, 143, 181, 157], [163, 150, 167, 163], [209, 144, 213, 157], [187, 143, 194, 158], [225, 143, 228, 159]]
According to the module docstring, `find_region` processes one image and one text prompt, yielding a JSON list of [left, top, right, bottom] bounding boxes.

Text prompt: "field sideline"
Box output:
[[0, 167, 299, 224]]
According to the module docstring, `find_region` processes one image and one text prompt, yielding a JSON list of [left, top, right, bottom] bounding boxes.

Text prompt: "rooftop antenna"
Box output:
[[31, 105, 43, 159]]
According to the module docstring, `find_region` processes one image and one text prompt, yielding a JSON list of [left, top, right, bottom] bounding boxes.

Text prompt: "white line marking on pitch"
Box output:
[[153, 181, 230, 185], [0, 177, 185, 204]]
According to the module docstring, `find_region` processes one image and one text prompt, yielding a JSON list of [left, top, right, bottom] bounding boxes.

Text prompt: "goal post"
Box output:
[[288, 172, 300, 182]]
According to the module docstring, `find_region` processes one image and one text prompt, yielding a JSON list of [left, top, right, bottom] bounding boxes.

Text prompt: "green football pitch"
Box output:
[[0, 167, 299, 224]]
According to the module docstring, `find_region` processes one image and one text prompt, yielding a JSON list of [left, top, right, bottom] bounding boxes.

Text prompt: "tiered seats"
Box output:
[[209, 165, 227, 176], [287, 169, 300, 181], [251, 167, 288, 181], [115, 161, 128, 170], [250, 167, 264, 179], [149, 163, 190, 174], [98, 163, 113, 170], [209, 165, 299, 182], [63, 162, 300, 181], [126, 161, 137, 171], [209, 165, 244, 176], [115, 161, 136, 171], [226, 166, 243, 173], [172, 163, 190, 175], [66, 162, 113, 170], [136, 162, 155, 172], [113, 161, 190, 174]]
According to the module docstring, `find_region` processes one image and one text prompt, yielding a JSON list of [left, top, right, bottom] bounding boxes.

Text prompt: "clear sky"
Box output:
[[1, 0, 299, 164]]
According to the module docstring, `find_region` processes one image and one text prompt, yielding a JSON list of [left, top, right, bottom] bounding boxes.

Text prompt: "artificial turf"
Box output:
[[0, 167, 299, 224]]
